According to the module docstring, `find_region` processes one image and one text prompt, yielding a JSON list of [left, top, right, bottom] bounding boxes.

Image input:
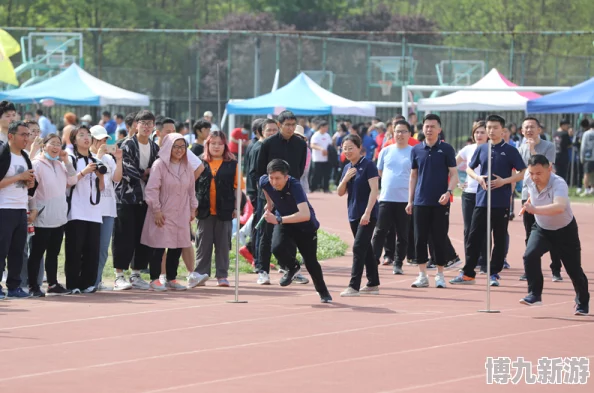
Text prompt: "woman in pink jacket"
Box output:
[[141, 133, 198, 292], [27, 134, 90, 296]]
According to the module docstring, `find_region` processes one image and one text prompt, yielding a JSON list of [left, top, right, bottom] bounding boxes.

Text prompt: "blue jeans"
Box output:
[[20, 234, 44, 289], [96, 216, 115, 287]]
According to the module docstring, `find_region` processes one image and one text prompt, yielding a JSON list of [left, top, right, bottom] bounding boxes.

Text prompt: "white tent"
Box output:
[[417, 68, 540, 111]]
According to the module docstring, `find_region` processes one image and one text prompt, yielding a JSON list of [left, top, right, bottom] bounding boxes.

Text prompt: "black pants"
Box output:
[[524, 219, 589, 306], [65, 219, 101, 290], [256, 198, 295, 273], [555, 155, 569, 182], [150, 248, 182, 281], [311, 161, 331, 192], [407, 218, 416, 261], [28, 226, 64, 288], [522, 200, 562, 274], [112, 203, 152, 271], [461, 192, 486, 267], [350, 219, 380, 289], [462, 207, 509, 278], [372, 202, 409, 267], [413, 205, 450, 266], [0, 209, 27, 290], [271, 224, 328, 294]]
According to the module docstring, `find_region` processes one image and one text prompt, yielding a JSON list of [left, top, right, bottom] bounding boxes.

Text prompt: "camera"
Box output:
[[96, 162, 107, 175]]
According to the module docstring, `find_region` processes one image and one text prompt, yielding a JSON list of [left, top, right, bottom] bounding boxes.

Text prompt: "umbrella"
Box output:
[[0, 28, 21, 86]]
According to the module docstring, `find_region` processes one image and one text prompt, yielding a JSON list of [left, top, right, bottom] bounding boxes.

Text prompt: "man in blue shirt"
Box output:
[[451, 115, 527, 287], [372, 120, 413, 275], [406, 114, 458, 289], [260, 159, 332, 303]]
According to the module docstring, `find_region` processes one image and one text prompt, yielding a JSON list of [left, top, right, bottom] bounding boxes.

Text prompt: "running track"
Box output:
[[0, 194, 592, 392]]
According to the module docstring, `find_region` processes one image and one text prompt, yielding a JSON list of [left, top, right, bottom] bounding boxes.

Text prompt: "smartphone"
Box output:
[[106, 132, 117, 154]]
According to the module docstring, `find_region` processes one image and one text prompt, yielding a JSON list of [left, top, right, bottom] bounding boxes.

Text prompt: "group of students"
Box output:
[[0, 99, 590, 314]]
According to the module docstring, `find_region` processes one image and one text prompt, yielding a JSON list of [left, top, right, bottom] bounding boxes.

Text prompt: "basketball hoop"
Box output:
[[379, 80, 393, 96]]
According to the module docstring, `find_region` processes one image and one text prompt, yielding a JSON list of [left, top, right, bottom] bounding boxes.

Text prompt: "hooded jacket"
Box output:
[[140, 133, 198, 249]]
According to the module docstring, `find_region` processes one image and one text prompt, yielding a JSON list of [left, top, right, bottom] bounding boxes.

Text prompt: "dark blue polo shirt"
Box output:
[[340, 157, 379, 222], [469, 140, 526, 208], [259, 175, 319, 232], [411, 140, 457, 206]]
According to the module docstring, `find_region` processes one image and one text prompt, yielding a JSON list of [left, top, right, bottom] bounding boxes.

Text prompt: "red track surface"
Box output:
[[1, 194, 592, 392]]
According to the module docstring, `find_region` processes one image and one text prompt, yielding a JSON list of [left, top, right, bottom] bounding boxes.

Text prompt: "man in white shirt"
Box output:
[[310, 120, 333, 193], [520, 154, 589, 315], [0, 121, 37, 299]]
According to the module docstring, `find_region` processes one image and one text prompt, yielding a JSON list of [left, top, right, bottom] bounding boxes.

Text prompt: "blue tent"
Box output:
[[226, 73, 375, 116], [0, 64, 149, 106], [527, 77, 594, 113]]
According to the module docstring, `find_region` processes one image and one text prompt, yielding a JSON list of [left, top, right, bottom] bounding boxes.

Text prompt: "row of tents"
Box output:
[[0, 64, 593, 116]]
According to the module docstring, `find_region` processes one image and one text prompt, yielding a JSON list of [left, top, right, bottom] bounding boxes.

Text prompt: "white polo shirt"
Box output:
[[525, 173, 573, 230]]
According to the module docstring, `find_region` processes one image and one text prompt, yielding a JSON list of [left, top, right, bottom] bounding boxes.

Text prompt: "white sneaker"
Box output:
[[435, 274, 447, 288], [130, 275, 150, 290], [257, 272, 271, 285], [96, 282, 112, 291], [114, 276, 132, 291], [411, 274, 429, 288], [340, 287, 360, 297], [187, 272, 209, 288], [359, 285, 380, 295], [159, 274, 167, 285]]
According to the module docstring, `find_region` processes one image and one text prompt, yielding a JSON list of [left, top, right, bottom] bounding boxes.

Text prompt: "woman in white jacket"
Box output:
[[27, 134, 90, 296]]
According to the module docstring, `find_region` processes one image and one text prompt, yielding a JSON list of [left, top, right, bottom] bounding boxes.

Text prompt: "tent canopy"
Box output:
[[226, 73, 375, 117], [526, 77, 594, 113], [0, 63, 149, 106], [417, 68, 540, 112]]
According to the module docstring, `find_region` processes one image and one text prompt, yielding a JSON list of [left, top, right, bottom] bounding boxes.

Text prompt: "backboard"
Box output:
[[303, 70, 335, 91], [26, 32, 83, 69], [438, 60, 485, 85], [369, 56, 418, 87]]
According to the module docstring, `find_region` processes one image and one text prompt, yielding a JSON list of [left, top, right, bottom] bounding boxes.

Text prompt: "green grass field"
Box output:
[[55, 229, 348, 284]]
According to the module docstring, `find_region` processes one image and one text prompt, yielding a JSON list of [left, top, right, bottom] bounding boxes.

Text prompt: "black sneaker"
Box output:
[[47, 283, 71, 295], [382, 257, 394, 266], [519, 274, 527, 281], [279, 266, 300, 287], [0, 288, 5, 300], [445, 256, 462, 269], [406, 259, 418, 266], [575, 304, 589, 316], [503, 261, 511, 269], [519, 294, 542, 306], [426, 260, 437, 269], [392, 265, 404, 275], [29, 287, 45, 298], [319, 291, 333, 303]]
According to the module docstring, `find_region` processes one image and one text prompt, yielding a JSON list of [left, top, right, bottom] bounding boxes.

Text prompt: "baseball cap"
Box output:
[[81, 114, 93, 122], [203, 111, 213, 117], [90, 125, 112, 140]]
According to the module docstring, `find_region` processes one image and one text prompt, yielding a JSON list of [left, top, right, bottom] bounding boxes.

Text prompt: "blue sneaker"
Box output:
[[0, 288, 5, 300], [7, 287, 32, 299], [503, 261, 510, 269], [575, 304, 589, 316], [520, 294, 542, 306], [489, 275, 500, 287], [449, 274, 476, 285]]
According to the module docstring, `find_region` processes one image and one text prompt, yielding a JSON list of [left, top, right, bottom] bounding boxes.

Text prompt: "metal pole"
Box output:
[[188, 76, 191, 121], [479, 141, 500, 313], [227, 141, 247, 304], [402, 85, 408, 120], [254, 37, 260, 98], [217, 63, 222, 132]]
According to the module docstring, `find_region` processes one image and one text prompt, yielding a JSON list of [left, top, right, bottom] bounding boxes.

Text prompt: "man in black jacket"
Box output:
[[0, 121, 37, 299]]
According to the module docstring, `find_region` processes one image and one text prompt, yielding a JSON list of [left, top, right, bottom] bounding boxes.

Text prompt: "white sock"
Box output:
[[116, 272, 124, 278], [419, 272, 427, 277], [131, 270, 141, 276]]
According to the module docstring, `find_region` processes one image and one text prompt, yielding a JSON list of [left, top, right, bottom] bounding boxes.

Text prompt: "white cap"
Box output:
[[90, 125, 111, 140], [203, 111, 213, 118], [81, 114, 93, 122]]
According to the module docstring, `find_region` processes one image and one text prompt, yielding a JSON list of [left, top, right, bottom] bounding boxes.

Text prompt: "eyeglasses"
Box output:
[[15, 132, 31, 138], [172, 145, 186, 150], [138, 121, 154, 127], [47, 143, 62, 147]]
